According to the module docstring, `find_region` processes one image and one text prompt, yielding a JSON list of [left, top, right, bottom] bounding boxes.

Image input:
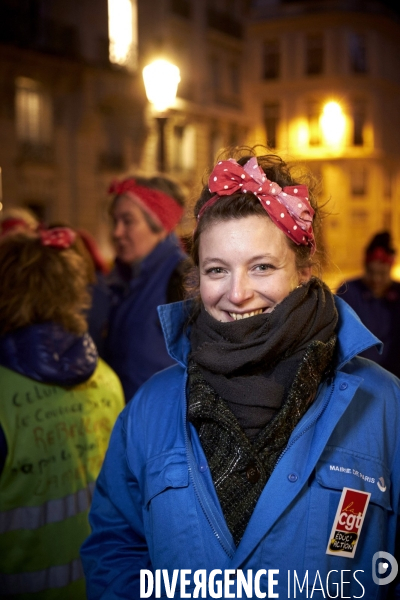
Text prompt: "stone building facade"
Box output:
[[1, 0, 400, 280]]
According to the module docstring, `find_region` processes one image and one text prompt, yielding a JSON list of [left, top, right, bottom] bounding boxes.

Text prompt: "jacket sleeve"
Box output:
[[81, 409, 153, 599]]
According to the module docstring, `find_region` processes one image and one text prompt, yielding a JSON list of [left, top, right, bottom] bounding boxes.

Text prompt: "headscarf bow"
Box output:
[[199, 157, 315, 252]]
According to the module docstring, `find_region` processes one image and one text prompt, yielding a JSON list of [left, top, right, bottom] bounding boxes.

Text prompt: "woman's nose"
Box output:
[[227, 273, 253, 305], [113, 220, 124, 239]]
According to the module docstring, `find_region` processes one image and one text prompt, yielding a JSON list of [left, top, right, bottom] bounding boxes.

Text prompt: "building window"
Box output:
[[229, 61, 240, 95], [263, 102, 280, 149], [349, 33, 367, 74], [305, 34, 324, 76], [351, 166, 367, 196], [210, 56, 221, 91], [307, 101, 321, 146], [108, 0, 137, 69], [15, 77, 52, 147], [172, 124, 196, 172], [353, 100, 366, 146], [262, 40, 280, 80]]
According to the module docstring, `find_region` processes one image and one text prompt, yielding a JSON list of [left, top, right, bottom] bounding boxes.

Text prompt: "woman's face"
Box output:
[[199, 215, 311, 322], [111, 194, 166, 264]]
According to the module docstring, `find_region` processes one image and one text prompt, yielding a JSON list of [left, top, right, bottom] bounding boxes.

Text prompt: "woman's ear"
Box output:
[[298, 266, 312, 285]]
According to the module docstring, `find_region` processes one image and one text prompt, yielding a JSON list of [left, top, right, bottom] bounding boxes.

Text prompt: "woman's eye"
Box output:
[[205, 267, 224, 274], [254, 264, 275, 272]]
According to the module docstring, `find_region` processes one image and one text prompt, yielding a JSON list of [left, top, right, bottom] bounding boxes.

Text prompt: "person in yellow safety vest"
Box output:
[[0, 227, 125, 599]]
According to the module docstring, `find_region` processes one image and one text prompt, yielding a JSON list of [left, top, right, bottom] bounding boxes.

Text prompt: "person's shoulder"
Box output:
[[136, 362, 185, 398], [336, 277, 363, 295], [126, 363, 185, 415], [343, 355, 400, 397], [93, 358, 125, 398]]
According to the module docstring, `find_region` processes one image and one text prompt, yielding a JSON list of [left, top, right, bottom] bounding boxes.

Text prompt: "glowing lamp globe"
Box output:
[[142, 59, 181, 112]]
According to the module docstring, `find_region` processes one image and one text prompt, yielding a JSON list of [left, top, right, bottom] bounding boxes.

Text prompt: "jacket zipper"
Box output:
[[182, 372, 235, 559]]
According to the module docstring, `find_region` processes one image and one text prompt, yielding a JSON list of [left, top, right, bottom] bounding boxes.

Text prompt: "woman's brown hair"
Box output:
[[0, 232, 91, 336], [185, 146, 325, 300]]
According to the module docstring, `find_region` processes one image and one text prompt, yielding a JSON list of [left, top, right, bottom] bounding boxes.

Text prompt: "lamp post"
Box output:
[[142, 59, 181, 172]]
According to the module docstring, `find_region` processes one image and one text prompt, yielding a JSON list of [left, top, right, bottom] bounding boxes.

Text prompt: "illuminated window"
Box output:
[[263, 102, 280, 149], [321, 101, 345, 146], [305, 34, 324, 76], [15, 77, 52, 145], [108, 0, 137, 69], [351, 166, 367, 196], [263, 40, 280, 80], [173, 124, 196, 172]]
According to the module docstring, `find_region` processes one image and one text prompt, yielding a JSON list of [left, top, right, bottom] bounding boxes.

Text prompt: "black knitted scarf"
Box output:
[[188, 277, 338, 544], [189, 277, 338, 439]]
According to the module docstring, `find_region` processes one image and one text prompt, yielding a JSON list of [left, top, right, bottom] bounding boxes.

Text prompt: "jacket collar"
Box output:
[[158, 295, 383, 370]]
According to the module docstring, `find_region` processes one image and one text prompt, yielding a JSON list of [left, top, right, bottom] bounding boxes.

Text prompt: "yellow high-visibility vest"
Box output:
[[0, 359, 124, 599]]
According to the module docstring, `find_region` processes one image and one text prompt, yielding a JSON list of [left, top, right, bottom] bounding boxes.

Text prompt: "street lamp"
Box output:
[[142, 59, 181, 172]]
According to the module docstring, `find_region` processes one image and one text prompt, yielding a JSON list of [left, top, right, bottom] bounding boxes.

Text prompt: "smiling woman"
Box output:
[[198, 216, 310, 322], [82, 146, 400, 600]]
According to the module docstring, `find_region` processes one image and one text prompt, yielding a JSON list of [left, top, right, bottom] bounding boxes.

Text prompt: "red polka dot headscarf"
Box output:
[[198, 157, 316, 253]]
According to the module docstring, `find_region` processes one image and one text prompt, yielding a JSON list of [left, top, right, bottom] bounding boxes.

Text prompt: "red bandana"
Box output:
[[108, 179, 184, 233], [366, 247, 395, 266], [0, 218, 32, 236], [39, 227, 76, 249], [198, 157, 315, 252]]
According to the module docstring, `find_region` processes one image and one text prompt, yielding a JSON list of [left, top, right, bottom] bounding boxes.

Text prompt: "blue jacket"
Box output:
[[102, 234, 187, 401], [81, 298, 400, 599]]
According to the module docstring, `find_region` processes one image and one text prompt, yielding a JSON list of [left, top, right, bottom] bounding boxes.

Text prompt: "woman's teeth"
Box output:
[[228, 309, 264, 320]]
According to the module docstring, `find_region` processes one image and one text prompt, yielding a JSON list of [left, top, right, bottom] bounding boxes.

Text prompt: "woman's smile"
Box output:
[[199, 215, 311, 323]]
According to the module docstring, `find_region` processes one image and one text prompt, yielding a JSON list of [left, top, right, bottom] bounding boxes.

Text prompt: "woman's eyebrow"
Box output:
[[201, 253, 278, 267]]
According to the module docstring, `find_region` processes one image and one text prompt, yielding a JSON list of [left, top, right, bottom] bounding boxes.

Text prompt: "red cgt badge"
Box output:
[[326, 487, 371, 558]]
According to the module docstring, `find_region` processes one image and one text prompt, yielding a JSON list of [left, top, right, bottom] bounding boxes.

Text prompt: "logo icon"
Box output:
[[372, 551, 398, 585], [377, 477, 387, 492]]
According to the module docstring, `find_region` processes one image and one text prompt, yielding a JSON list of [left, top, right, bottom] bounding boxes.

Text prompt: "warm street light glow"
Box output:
[[142, 59, 181, 112], [321, 101, 345, 146], [108, 0, 136, 67]]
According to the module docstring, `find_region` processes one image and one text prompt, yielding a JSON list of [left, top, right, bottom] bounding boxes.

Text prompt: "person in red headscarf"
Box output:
[[336, 231, 400, 377], [97, 172, 189, 402]]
